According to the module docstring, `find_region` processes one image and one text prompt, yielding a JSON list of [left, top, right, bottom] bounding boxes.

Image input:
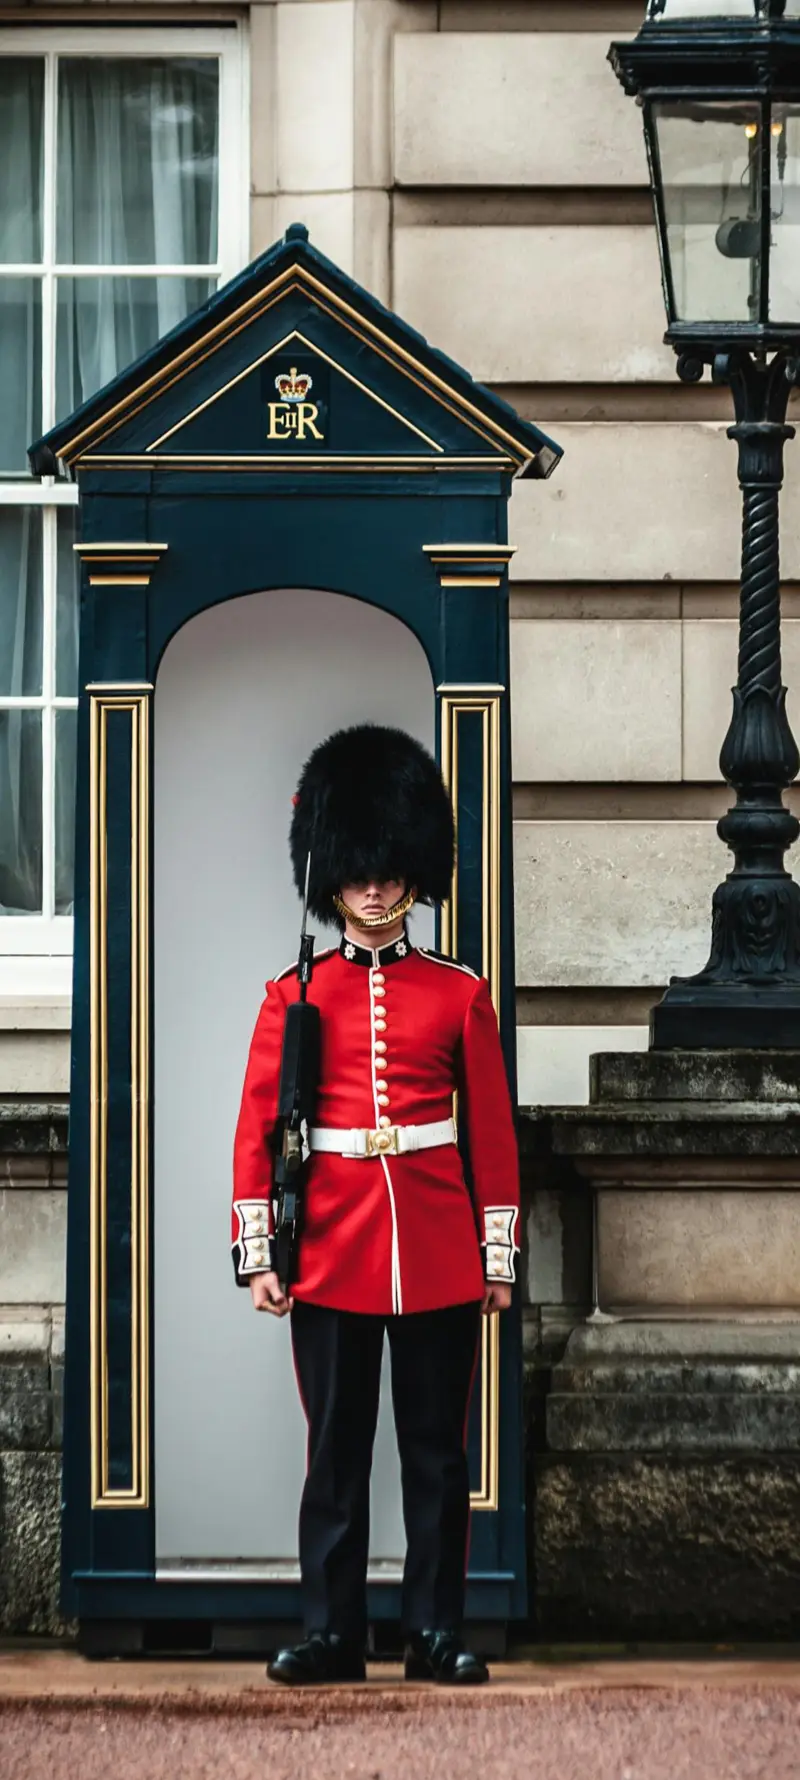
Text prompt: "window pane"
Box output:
[[0, 709, 42, 915], [0, 59, 44, 262], [57, 59, 219, 265], [56, 275, 214, 412], [0, 508, 43, 696], [0, 279, 42, 470], [56, 510, 80, 697], [55, 709, 77, 916]]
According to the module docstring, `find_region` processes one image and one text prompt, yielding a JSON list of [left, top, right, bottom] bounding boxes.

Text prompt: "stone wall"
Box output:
[[0, 1109, 68, 1636]]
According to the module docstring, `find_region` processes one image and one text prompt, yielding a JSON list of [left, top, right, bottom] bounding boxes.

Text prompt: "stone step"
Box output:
[[590, 1050, 800, 1107], [547, 1390, 800, 1452], [555, 1362, 800, 1395]]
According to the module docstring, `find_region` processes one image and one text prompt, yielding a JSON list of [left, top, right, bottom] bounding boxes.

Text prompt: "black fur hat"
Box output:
[[290, 724, 454, 924]]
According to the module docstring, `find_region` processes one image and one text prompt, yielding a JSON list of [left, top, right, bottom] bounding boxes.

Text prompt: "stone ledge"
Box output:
[[591, 1050, 800, 1104], [0, 1104, 69, 1156], [536, 1105, 800, 1159], [548, 1390, 800, 1452], [567, 1320, 800, 1361], [0, 1000, 71, 1033]]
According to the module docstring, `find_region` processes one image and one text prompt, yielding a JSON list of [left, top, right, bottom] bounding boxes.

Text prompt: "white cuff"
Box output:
[[483, 1206, 519, 1284], [233, 1199, 274, 1276]]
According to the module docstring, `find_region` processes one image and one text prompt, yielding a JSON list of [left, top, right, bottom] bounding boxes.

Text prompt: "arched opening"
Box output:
[[153, 585, 435, 1571]]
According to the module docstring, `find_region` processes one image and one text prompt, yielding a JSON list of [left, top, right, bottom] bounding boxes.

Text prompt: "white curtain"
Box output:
[[0, 54, 219, 915], [0, 58, 42, 469], [56, 57, 219, 413]]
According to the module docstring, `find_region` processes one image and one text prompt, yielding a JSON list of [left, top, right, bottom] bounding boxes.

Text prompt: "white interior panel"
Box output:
[[154, 586, 434, 1564]]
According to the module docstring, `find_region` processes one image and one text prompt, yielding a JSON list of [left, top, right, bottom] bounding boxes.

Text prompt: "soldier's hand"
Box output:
[[249, 1270, 293, 1317], [482, 1283, 512, 1315]]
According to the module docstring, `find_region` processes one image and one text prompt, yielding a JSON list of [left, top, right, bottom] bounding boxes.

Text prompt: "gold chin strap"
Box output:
[[333, 888, 417, 931]]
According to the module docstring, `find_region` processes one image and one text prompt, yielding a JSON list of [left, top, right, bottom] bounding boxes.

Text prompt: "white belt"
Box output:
[[308, 1117, 456, 1160]]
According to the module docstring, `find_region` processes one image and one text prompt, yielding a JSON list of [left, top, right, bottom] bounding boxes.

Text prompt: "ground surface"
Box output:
[[4, 1651, 800, 1779]]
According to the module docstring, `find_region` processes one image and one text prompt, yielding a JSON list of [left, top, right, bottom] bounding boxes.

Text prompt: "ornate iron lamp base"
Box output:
[[651, 347, 800, 1050]]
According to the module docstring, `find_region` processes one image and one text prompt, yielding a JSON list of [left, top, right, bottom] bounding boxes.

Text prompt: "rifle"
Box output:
[[272, 855, 321, 1292]]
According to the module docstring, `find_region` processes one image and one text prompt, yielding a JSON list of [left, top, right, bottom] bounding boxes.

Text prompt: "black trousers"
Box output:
[[290, 1298, 482, 1640]]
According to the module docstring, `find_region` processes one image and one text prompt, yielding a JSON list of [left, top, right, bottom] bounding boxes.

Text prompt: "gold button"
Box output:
[[379, 1116, 392, 1129], [374, 1019, 386, 1032], [372, 972, 385, 985], [374, 1040, 387, 1054], [372, 985, 385, 999], [375, 1058, 387, 1072]]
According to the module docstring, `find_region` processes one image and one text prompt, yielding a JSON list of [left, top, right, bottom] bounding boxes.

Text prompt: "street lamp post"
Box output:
[[610, 0, 800, 1047]]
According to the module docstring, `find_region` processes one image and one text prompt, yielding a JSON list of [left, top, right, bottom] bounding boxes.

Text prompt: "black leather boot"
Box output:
[[404, 1629, 489, 1685], [267, 1630, 367, 1686]]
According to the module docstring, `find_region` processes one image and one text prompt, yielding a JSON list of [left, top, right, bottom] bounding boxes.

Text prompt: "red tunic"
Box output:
[[231, 930, 520, 1316]]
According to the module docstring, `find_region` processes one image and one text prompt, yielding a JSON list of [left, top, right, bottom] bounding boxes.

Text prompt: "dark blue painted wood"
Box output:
[[35, 225, 562, 1635]]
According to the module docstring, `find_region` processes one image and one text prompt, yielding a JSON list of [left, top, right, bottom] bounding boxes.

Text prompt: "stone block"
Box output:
[[510, 619, 682, 781], [513, 820, 720, 987], [510, 425, 744, 584], [0, 1031, 70, 1095], [393, 34, 646, 188], [0, 1191, 67, 1305], [250, 4, 277, 197], [524, 1185, 592, 1311], [0, 1451, 63, 1636], [517, 1024, 649, 1108], [683, 619, 800, 780], [0, 1309, 51, 1360], [273, 192, 356, 274], [51, 1364, 64, 1450], [0, 1367, 51, 1451], [394, 228, 671, 384], [353, 188, 391, 305], [534, 1454, 800, 1639], [598, 1187, 800, 1310], [354, 2, 436, 191], [276, 3, 355, 193], [250, 194, 277, 260]]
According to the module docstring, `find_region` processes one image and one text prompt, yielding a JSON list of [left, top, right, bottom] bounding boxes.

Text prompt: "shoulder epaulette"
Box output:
[[273, 946, 337, 984], [417, 947, 479, 980]]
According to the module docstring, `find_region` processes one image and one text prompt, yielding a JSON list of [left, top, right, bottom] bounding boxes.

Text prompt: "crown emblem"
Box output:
[[275, 366, 313, 403]]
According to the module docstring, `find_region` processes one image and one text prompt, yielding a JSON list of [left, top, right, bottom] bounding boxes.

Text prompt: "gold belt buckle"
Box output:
[[366, 1126, 399, 1156]]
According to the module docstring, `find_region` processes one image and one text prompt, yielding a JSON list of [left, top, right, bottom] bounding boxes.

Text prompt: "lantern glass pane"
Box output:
[[769, 108, 800, 322], [652, 101, 764, 323]]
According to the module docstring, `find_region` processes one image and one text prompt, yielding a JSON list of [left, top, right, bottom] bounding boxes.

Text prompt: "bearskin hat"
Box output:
[[290, 724, 454, 924]]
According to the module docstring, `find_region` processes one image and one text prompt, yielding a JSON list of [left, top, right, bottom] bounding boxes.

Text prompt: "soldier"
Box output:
[[231, 724, 519, 1687]]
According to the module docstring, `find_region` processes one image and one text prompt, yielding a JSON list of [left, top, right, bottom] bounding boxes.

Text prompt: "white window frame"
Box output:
[[0, 23, 250, 994]]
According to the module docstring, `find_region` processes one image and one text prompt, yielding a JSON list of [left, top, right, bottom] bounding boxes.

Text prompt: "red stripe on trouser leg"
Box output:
[[461, 1314, 483, 1585], [290, 1313, 311, 1474]]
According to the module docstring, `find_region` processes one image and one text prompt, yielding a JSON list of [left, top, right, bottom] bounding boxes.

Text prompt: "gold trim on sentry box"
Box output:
[[75, 542, 169, 589], [78, 454, 514, 474], [424, 544, 516, 589], [148, 328, 443, 455], [439, 683, 505, 1512], [89, 687, 151, 1510], [58, 263, 537, 471], [88, 576, 151, 587]]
